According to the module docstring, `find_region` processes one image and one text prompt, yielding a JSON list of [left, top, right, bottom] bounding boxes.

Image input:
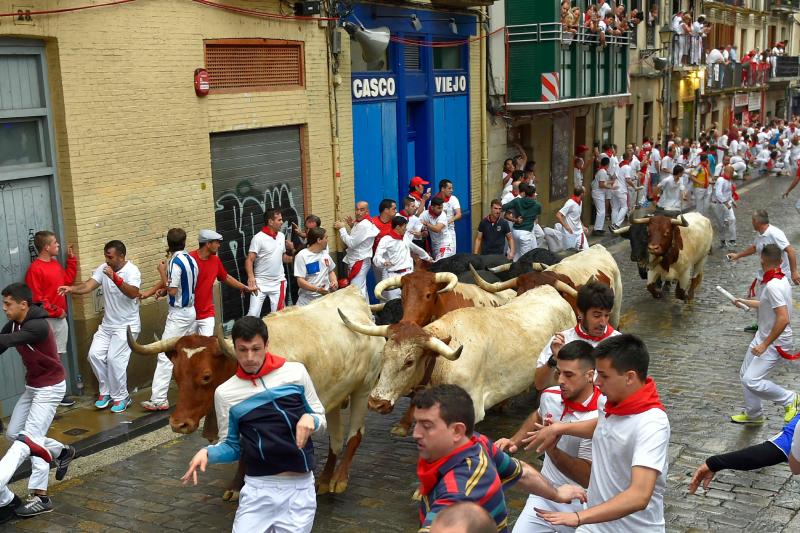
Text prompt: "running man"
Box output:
[[246, 209, 294, 316]]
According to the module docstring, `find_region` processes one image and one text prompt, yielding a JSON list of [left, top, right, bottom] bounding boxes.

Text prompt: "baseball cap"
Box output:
[[409, 176, 429, 187], [198, 229, 223, 243]]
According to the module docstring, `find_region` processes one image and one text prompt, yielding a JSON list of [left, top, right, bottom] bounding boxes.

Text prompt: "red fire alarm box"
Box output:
[[194, 68, 210, 96]]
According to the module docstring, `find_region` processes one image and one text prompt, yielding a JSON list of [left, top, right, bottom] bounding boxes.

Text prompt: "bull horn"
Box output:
[[127, 326, 180, 355], [469, 264, 517, 293], [632, 216, 651, 224], [369, 303, 386, 312], [530, 262, 546, 271], [434, 272, 458, 293], [338, 309, 390, 338], [214, 323, 237, 360], [423, 337, 464, 361], [612, 225, 631, 235], [553, 280, 578, 298], [374, 276, 404, 301], [671, 214, 689, 227], [488, 262, 512, 273]]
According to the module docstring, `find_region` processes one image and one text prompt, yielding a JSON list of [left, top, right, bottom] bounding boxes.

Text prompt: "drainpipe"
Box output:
[[480, 7, 489, 219], [325, 21, 343, 243]]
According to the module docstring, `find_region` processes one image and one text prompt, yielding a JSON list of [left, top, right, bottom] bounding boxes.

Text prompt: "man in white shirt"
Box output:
[[716, 132, 729, 167], [374, 216, 432, 300], [658, 145, 676, 189], [647, 145, 662, 201], [533, 282, 619, 393], [531, 334, 670, 532], [140, 228, 198, 411], [731, 245, 800, 425], [656, 165, 687, 214], [245, 209, 294, 316], [334, 201, 379, 300], [421, 197, 456, 261], [710, 164, 737, 248], [554, 186, 589, 252], [591, 157, 613, 235], [58, 240, 141, 413], [729, 154, 747, 180], [293, 228, 337, 306], [436, 179, 462, 252], [610, 157, 632, 230], [497, 341, 600, 533]]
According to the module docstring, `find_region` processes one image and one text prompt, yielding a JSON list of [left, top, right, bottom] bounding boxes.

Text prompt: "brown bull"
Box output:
[[370, 270, 516, 436], [469, 264, 581, 314]]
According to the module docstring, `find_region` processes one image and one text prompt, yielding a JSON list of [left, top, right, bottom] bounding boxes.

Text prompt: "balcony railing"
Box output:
[[767, 0, 800, 10], [706, 62, 773, 90], [773, 55, 800, 78], [507, 23, 631, 47]]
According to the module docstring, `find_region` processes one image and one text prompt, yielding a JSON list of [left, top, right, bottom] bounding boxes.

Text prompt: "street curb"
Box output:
[[11, 410, 171, 483]]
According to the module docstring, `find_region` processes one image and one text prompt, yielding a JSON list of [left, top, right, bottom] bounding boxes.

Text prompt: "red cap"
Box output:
[[410, 176, 429, 187]]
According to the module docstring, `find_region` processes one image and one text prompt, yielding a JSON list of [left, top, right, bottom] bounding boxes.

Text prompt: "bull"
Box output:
[[127, 285, 384, 496], [470, 244, 623, 328], [614, 213, 713, 301], [339, 285, 576, 423], [418, 253, 509, 275], [488, 247, 570, 281]]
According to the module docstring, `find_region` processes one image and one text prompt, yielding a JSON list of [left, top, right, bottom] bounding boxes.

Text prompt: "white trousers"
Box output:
[[513, 493, 582, 533], [512, 229, 536, 261], [346, 260, 371, 301], [543, 227, 563, 252], [89, 325, 138, 401], [433, 244, 455, 262], [45, 317, 68, 354], [194, 317, 215, 336], [0, 381, 66, 504], [233, 473, 316, 533], [692, 187, 709, 216], [247, 280, 287, 317], [150, 307, 196, 403], [561, 227, 589, 251], [610, 193, 628, 226], [591, 190, 606, 231], [740, 343, 795, 418], [732, 161, 746, 179], [710, 202, 736, 242]]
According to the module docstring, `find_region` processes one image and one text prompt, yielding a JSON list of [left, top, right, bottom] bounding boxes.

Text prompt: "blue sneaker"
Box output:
[[94, 395, 111, 409], [110, 397, 132, 413]]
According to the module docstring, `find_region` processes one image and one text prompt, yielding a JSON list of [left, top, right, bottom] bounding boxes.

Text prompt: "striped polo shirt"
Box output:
[[167, 250, 198, 309]]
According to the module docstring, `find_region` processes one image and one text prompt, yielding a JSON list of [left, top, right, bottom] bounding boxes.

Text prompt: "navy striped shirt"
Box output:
[[167, 250, 198, 308]]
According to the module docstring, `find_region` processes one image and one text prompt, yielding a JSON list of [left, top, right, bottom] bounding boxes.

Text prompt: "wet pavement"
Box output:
[[5, 174, 800, 532]]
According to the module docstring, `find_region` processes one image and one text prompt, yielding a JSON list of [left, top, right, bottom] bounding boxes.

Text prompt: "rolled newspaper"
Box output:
[[716, 285, 749, 311]]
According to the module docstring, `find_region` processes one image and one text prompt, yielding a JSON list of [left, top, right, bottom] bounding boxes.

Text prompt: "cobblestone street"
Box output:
[[6, 175, 800, 532]]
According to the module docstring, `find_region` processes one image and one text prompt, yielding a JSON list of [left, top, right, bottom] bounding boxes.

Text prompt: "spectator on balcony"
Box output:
[[671, 11, 685, 66], [690, 15, 709, 66], [561, 1, 578, 34], [730, 45, 738, 63], [597, 0, 612, 20]]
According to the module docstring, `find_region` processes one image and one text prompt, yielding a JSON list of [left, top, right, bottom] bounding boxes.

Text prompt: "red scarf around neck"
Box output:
[[400, 209, 410, 217], [436, 191, 452, 202], [761, 267, 785, 285], [417, 436, 478, 495], [574, 323, 615, 343], [388, 229, 404, 241], [235, 352, 286, 384], [261, 226, 278, 239], [571, 195, 582, 205], [562, 386, 602, 419], [410, 190, 423, 202], [604, 377, 665, 418]]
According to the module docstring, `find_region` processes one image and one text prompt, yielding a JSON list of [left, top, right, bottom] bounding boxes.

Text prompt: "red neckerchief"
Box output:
[[400, 209, 410, 217], [571, 195, 582, 205], [620, 160, 630, 167], [761, 267, 785, 285], [721, 174, 740, 201], [235, 353, 286, 385], [604, 377, 665, 418], [417, 436, 477, 496], [562, 386, 602, 420], [410, 190, 423, 202], [388, 230, 403, 240], [574, 323, 615, 342], [604, 150, 614, 158], [261, 226, 278, 239], [435, 191, 452, 202], [428, 206, 440, 217]]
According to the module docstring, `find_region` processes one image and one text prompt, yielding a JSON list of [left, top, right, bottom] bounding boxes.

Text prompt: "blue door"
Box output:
[[433, 95, 470, 252], [352, 101, 399, 213]]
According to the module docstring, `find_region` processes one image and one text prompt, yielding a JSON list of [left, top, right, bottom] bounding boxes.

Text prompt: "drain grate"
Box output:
[[63, 428, 89, 436]]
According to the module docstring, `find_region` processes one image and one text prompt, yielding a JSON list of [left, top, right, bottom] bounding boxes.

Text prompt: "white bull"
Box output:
[[339, 285, 576, 422]]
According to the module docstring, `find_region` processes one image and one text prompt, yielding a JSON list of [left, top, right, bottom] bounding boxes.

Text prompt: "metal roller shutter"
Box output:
[[211, 126, 305, 325]]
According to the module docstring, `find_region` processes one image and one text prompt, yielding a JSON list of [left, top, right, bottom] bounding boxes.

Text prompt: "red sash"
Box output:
[[604, 377, 665, 418], [721, 174, 740, 201], [346, 259, 365, 282]]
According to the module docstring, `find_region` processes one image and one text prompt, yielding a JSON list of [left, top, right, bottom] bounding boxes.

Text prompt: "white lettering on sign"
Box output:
[[352, 77, 396, 99], [434, 75, 467, 94]]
